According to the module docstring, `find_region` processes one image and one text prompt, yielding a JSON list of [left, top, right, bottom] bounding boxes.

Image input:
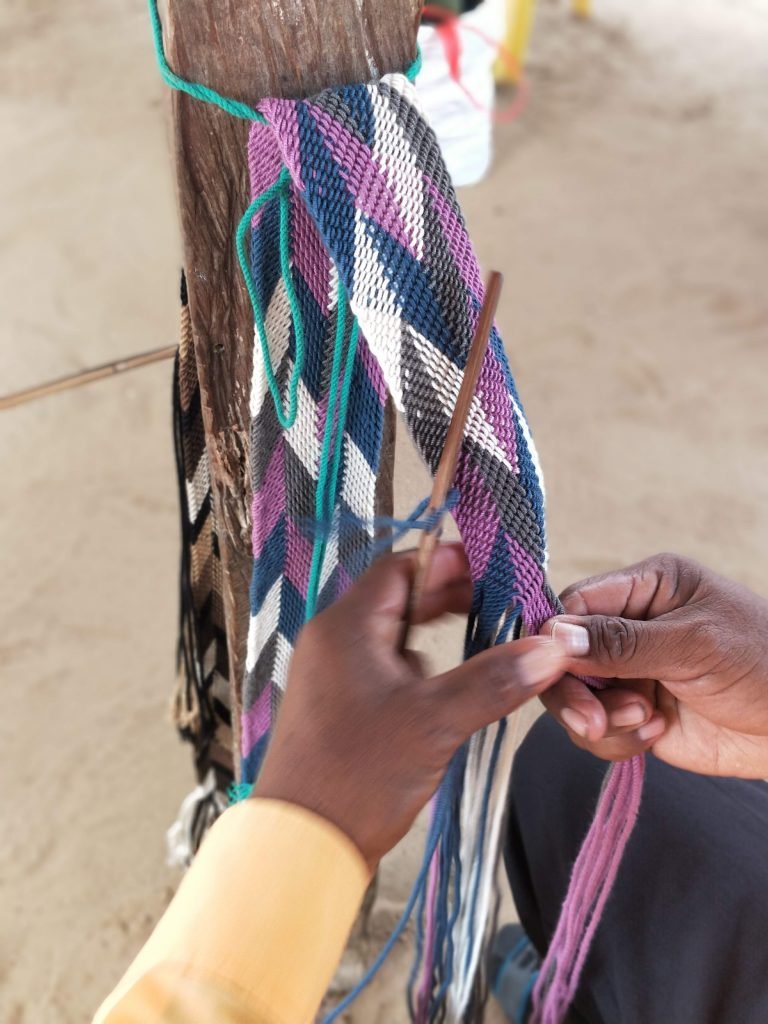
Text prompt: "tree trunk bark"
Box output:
[[163, 0, 420, 770]]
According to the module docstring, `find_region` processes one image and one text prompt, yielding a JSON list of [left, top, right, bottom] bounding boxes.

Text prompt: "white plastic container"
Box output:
[[416, 0, 506, 187]]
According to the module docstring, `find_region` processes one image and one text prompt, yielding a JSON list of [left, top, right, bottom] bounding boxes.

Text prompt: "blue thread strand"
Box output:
[[407, 843, 432, 1019], [517, 970, 540, 1024], [430, 751, 467, 1015], [297, 489, 459, 553], [322, 790, 451, 1023]]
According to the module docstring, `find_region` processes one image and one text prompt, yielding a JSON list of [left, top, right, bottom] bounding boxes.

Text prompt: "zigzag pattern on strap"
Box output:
[[242, 73, 556, 1020], [239, 70, 642, 1024], [255, 76, 554, 652], [242, 129, 389, 781], [173, 273, 233, 799]]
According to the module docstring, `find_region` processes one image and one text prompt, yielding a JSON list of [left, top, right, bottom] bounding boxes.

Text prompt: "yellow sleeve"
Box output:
[[93, 799, 370, 1024]]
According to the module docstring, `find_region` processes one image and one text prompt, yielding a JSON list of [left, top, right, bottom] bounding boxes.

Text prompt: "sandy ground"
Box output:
[[1, 1, 767, 1021]]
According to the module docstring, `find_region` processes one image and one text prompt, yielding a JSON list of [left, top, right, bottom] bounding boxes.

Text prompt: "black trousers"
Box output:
[[505, 716, 768, 1024]]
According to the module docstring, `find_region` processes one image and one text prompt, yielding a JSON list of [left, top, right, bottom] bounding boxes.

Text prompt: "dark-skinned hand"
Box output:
[[538, 553, 768, 778], [254, 544, 573, 871]]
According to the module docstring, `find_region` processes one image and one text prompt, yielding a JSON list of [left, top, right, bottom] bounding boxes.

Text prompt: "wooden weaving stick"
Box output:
[[0, 345, 177, 411], [399, 270, 503, 651]]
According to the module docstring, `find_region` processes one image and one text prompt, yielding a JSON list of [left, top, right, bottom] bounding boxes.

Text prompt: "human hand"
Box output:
[[254, 544, 571, 871], [539, 553, 768, 777]]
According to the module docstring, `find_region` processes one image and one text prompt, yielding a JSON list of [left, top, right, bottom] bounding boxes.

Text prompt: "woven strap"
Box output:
[[243, 72, 565, 1021]]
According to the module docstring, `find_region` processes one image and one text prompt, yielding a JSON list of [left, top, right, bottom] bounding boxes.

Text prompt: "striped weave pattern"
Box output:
[[173, 276, 233, 795], [242, 71, 556, 1019], [244, 72, 555, 773]]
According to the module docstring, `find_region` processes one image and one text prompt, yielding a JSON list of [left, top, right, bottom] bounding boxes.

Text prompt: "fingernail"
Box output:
[[518, 644, 560, 688], [637, 718, 665, 742], [561, 707, 589, 738], [551, 622, 590, 656], [610, 703, 647, 728]]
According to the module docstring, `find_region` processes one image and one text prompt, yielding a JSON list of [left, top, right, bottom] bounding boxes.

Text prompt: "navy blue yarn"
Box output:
[[322, 772, 455, 1023], [431, 820, 464, 1016], [407, 846, 432, 1019], [343, 85, 377, 148], [296, 101, 359, 292], [295, 489, 459, 557], [250, 199, 281, 311], [464, 527, 525, 660], [360, 214, 455, 358], [343, 350, 385, 469], [429, 746, 468, 1017], [405, 744, 469, 1021], [250, 517, 286, 613], [240, 733, 270, 786], [276, 576, 305, 646]]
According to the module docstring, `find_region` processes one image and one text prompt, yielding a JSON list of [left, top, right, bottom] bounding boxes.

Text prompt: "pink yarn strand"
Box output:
[[416, 845, 441, 1023], [531, 754, 645, 1024]]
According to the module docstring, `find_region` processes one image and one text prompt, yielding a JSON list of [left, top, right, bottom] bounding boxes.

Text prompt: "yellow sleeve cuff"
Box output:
[[95, 799, 370, 1024]]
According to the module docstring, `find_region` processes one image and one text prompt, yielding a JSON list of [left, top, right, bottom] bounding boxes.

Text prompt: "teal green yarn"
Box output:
[[149, 0, 421, 614], [149, 0, 420, 433], [406, 45, 423, 82], [305, 281, 361, 621], [235, 168, 306, 430], [326, 315, 361, 525], [305, 289, 347, 622], [148, 0, 422, 123], [228, 781, 254, 804], [148, 0, 265, 122]]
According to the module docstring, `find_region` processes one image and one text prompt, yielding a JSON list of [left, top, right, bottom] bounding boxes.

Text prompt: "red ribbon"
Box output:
[[421, 4, 529, 124]]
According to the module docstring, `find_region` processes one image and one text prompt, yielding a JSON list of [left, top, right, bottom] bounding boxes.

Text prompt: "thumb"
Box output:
[[429, 636, 570, 741], [542, 613, 689, 681]]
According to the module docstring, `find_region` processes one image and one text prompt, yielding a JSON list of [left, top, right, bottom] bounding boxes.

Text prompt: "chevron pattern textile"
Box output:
[[241, 71, 567, 1021], [242, 136, 389, 781], [243, 72, 556, 767], [172, 274, 234, 822]]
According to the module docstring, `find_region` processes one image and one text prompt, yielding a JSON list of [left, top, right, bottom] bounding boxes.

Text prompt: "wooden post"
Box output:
[[162, 1, 420, 769]]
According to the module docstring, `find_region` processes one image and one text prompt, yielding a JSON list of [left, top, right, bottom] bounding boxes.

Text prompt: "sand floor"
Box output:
[[1, 1, 767, 1021]]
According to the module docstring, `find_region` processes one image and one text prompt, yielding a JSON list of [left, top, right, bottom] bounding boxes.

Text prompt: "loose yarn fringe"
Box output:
[[169, 272, 234, 860], [532, 754, 645, 1023]]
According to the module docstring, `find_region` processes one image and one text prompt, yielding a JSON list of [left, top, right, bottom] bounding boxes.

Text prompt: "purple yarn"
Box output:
[[416, 841, 441, 1023], [531, 754, 646, 1023]]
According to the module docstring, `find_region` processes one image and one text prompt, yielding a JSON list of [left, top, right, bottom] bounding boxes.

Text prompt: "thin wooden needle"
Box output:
[[399, 270, 503, 651], [0, 345, 178, 411]]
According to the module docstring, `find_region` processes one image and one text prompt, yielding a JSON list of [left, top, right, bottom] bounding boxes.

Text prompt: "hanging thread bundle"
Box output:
[[169, 272, 233, 865], [150, 4, 643, 1021]]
